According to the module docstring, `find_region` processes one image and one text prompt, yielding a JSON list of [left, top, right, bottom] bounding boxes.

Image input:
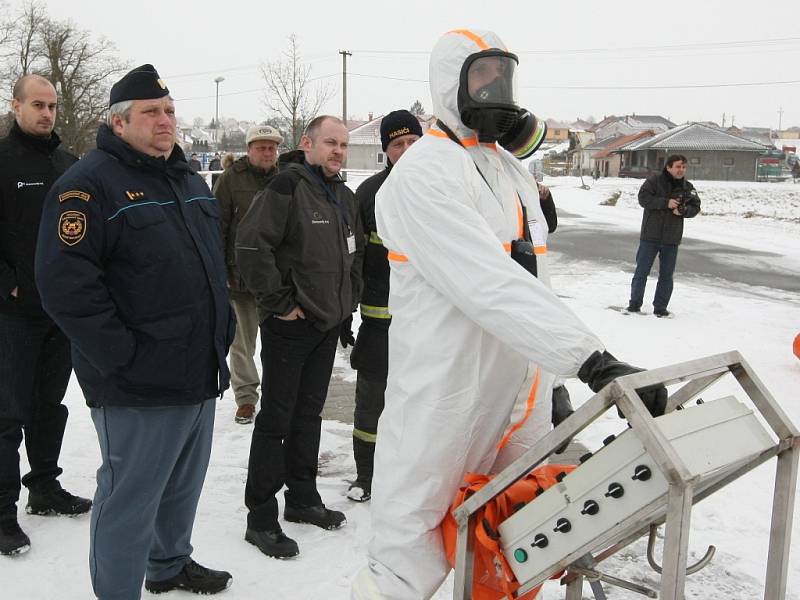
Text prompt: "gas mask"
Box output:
[[457, 50, 547, 159]]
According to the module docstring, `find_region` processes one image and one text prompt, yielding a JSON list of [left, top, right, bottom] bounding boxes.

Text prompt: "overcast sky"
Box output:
[[19, 0, 800, 129]]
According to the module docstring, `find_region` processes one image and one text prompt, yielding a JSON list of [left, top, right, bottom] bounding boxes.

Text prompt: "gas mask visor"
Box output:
[[458, 50, 520, 142]]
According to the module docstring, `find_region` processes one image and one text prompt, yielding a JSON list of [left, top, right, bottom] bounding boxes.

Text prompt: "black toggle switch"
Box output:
[[696, 398, 705, 405], [632, 465, 652, 481], [579, 452, 593, 464], [555, 471, 568, 483], [532, 533, 549, 548], [553, 518, 572, 533], [604, 482, 625, 499], [580, 500, 600, 516], [602, 434, 616, 446]]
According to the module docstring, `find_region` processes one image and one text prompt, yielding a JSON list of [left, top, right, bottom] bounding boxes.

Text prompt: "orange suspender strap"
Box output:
[[387, 250, 408, 263], [497, 367, 541, 450], [515, 193, 524, 239]]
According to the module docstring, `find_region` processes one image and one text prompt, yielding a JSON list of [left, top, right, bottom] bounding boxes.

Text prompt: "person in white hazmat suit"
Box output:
[[352, 28, 667, 600]]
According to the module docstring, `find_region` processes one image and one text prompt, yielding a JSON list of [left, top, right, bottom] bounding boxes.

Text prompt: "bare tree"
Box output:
[[261, 34, 332, 149], [409, 99, 425, 116], [0, 1, 127, 154]]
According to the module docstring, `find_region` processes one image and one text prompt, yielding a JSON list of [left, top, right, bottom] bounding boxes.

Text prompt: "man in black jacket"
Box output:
[[627, 154, 701, 317], [347, 110, 421, 503], [36, 65, 234, 597], [237, 115, 363, 559], [0, 74, 91, 557]]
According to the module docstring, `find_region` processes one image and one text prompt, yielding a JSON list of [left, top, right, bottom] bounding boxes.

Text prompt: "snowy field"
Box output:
[[2, 176, 799, 599]]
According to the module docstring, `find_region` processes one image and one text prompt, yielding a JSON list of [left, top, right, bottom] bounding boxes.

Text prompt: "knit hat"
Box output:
[[109, 64, 169, 106], [246, 125, 283, 145], [380, 110, 423, 151]]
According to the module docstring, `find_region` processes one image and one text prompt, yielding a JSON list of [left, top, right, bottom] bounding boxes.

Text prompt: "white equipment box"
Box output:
[[498, 396, 774, 586]]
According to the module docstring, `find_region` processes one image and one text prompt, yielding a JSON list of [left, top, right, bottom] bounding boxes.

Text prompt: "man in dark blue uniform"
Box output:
[[0, 74, 91, 557], [36, 65, 235, 598]]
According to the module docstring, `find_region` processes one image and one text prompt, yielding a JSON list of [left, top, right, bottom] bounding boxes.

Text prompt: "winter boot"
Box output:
[[0, 517, 30, 556], [144, 559, 232, 594], [245, 527, 299, 559], [284, 504, 346, 530], [26, 488, 92, 516], [346, 480, 371, 503]]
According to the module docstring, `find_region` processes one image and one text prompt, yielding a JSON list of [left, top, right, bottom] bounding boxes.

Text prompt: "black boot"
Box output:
[[26, 488, 91, 516], [284, 504, 346, 530], [245, 527, 299, 559], [144, 559, 232, 594], [0, 517, 30, 556], [348, 436, 374, 502]]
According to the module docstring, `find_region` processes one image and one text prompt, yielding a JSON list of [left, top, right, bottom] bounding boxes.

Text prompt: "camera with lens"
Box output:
[[510, 238, 537, 278], [672, 189, 697, 216]]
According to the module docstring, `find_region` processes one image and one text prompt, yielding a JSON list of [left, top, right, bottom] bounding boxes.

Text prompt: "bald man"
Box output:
[[0, 74, 90, 557]]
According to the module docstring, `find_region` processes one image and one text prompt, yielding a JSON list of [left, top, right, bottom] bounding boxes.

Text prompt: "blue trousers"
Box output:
[[89, 399, 215, 600], [629, 240, 679, 311]]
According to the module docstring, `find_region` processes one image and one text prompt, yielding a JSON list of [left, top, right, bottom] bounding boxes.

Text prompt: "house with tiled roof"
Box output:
[[592, 114, 675, 140], [616, 122, 771, 181], [346, 114, 431, 171]]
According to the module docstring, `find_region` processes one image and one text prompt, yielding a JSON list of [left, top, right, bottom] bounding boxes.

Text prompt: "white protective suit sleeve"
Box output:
[[376, 145, 603, 378]]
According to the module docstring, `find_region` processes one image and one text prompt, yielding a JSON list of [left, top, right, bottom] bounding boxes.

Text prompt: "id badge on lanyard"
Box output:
[[346, 229, 356, 254]]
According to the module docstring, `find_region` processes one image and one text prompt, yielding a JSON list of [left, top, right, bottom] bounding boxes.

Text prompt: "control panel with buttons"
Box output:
[[497, 396, 775, 585]]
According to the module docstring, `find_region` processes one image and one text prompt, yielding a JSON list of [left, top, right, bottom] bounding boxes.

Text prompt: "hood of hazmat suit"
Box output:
[[352, 29, 604, 600]]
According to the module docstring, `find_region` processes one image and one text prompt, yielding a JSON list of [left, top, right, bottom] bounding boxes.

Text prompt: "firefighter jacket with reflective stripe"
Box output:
[[355, 166, 391, 320]]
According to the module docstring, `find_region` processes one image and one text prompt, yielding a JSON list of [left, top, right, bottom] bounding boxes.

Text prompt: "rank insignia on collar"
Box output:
[[58, 211, 87, 246], [125, 190, 145, 201], [157, 79, 166, 89], [58, 190, 91, 203]]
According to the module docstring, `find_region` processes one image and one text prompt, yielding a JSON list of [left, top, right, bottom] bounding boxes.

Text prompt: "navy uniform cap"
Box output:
[[109, 64, 170, 107]]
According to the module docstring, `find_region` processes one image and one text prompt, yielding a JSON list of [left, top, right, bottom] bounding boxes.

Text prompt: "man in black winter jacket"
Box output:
[[36, 65, 234, 597], [0, 74, 90, 557], [627, 154, 701, 317], [347, 110, 421, 503], [236, 115, 363, 559]]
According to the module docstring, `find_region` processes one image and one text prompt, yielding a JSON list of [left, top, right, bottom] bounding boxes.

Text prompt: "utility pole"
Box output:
[[214, 76, 225, 144], [339, 50, 352, 127], [778, 106, 784, 132], [721, 113, 726, 128]]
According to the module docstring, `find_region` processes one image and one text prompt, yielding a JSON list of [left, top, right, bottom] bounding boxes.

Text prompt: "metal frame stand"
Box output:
[[452, 351, 799, 600]]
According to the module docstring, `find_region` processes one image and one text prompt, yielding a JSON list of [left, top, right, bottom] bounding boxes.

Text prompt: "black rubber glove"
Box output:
[[578, 350, 667, 417], [551, 385, 574, 428], [339, 315, 355, 348]]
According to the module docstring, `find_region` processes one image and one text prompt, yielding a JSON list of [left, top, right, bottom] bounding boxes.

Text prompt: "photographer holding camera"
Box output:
[[626, 154, 700, 317]]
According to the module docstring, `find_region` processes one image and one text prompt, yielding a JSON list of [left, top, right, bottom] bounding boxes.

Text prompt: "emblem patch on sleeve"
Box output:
[[58, 211, 87, 246], [58, 190, 91, 203]]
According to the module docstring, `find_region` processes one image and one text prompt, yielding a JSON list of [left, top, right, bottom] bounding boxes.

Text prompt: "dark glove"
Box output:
[[551, 385, 574, 428], [339, 315, 355, 348], [578, 350, 667, 417]]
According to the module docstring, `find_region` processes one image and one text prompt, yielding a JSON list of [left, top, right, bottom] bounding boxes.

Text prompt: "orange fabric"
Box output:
[[794, 333, 800, 360], [387, 251, 408, 263], [441, 465, 575, 600], [427, 127, 479, 147], [515, 194, 524, 239], [534, 246, 547, 255], [448, 28, 490, 50], [497, 368, 540, 450]]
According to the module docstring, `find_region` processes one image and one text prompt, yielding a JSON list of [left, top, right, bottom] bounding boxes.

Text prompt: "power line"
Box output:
[[352, 35, 800, 57], [522, 79, 800, 90]]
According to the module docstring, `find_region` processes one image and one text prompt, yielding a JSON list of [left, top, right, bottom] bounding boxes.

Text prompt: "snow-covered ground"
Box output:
[[2, 177, 799, 599]]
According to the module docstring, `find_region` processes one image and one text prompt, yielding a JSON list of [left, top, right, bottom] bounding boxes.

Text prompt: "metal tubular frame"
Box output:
[[452, 351, 799, 600]]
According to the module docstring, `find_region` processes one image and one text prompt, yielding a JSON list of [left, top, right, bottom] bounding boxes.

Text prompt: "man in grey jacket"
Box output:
[[213, 125, 282, 424], [236, 115, 363, 559]]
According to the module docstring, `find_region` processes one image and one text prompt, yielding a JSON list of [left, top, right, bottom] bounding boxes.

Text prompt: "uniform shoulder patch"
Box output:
[[58, 190, 92, 203], [58, 211, 87, 246]]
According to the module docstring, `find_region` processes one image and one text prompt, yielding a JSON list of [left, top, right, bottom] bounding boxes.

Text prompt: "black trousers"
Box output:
[[350, 317, 389, 486], [0, 313, 72, 516], [245, 318, 338, 531]]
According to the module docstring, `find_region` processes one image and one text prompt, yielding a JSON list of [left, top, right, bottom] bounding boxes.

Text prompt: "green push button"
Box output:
[[514, 548, 528, 563]]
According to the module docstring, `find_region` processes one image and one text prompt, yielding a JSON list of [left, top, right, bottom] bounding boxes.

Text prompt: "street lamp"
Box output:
[[214, 76, 225, 144]]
